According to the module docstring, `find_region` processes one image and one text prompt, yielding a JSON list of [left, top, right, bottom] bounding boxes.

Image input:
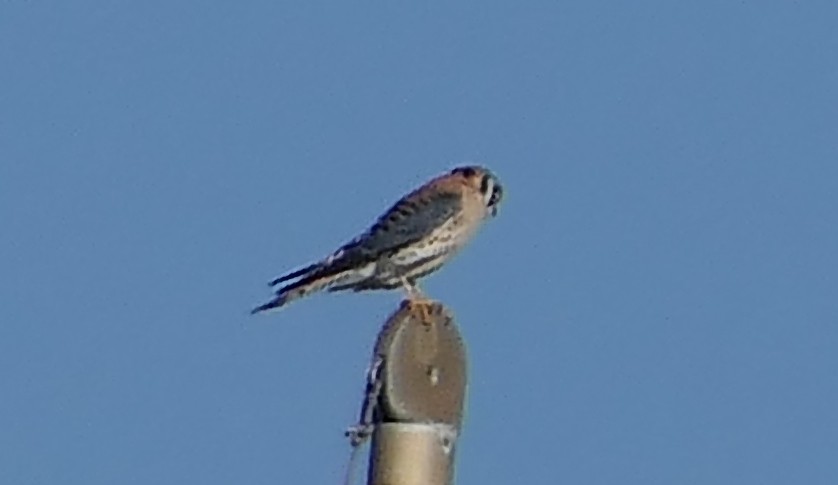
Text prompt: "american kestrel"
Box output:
[[251, 165, 504, 314]]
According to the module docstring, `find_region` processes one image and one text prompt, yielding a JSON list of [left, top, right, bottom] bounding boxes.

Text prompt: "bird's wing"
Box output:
[[338, 190, 462, 264], [253, 191, 461, 313], [270, 190, 461, 285]]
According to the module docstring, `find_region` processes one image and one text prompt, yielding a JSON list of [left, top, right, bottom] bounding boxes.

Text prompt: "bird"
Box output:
[[251, 165, 504, 314]]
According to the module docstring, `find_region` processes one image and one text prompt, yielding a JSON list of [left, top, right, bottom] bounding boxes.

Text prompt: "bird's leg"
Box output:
[[399, 276, 433, 322], [399, 276, 426, 300]]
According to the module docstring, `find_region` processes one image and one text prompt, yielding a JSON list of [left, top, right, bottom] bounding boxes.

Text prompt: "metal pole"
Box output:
[[346, 300, 467, 485], [369, 422, 458, 485]]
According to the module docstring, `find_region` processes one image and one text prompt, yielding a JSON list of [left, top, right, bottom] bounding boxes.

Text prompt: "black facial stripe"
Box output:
[[480, 174, 490, 195]]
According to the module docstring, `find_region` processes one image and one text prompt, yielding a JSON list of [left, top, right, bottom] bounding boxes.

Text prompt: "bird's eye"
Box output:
[[489, 183, 502, 207]]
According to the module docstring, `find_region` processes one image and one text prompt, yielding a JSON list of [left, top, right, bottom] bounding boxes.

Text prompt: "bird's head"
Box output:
[[450, 165, 504, 217]]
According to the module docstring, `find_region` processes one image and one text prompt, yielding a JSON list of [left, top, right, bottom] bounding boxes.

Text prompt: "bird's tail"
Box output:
[[251, 263, 367, 314], [267, 263, 318, 287], [250, 294, 290, 314]]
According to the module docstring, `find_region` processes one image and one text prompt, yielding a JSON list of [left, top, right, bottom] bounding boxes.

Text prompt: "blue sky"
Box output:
[[2, 1, 837, 483]]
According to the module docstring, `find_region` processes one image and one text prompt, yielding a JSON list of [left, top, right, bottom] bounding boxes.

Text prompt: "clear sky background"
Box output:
[[2, 1, 837, 484]]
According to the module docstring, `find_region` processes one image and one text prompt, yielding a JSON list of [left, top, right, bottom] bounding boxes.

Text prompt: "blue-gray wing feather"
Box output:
[[265, 191, 460, 293], [339, 191, 461, 264]]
